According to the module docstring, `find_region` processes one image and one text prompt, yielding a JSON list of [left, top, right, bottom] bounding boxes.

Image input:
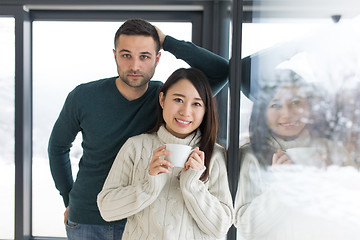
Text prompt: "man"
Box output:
[[48, 18, 228, 240]]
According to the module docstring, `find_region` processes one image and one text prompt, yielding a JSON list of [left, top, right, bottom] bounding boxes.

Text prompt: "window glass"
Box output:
[[239, 20, 328, 145], [0, 17, 15, 240], [236, 14, 360, 240], [32, 21, 191, 237]]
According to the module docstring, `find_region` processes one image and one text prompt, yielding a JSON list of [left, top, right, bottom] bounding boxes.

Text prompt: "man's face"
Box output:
[[113, 35, 161, 90]]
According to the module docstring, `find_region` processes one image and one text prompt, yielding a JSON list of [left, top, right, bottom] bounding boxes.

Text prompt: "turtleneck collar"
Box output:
[[267, 129, 312, 150], [157, 125, 202, 147]]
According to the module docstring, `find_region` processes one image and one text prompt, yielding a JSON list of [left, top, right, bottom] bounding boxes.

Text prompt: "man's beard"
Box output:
[[119, 71, 152, 89]]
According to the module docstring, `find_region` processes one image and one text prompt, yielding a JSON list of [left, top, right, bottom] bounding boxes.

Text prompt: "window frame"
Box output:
[[0, 2, 232, 239]]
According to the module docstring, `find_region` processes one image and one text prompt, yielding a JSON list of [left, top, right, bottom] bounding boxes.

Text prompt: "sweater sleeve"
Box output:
[[97, 138, 167, 222], [179, 147, 233, 239], [234, 149, 285, 239], [163, 36, 229, 96], [48, 88, 81, 207]]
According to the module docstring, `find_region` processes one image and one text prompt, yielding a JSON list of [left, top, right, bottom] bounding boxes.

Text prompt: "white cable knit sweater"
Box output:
[[234, 130, 357, 240], [97, 125, 233, 240]]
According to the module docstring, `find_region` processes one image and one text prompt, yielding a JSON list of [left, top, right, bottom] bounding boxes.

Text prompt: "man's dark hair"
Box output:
[[114, 18, 161, 52]]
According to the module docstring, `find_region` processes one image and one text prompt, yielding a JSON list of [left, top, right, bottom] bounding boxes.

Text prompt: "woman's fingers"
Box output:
[[185, 147, 205, 170], [272, 149, 293, 165], [149, 145, 173, 175]]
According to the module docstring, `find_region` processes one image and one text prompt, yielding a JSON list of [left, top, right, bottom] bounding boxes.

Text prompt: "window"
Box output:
[[236, 15, 360, 239], [32, 21, 192, 237], [0, 17, 15, 240]]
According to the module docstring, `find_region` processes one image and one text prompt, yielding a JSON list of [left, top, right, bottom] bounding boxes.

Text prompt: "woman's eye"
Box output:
[[291, 99, 302, 105], [270, 103, 281, 109], [194, 102, 202, 107], [174, 98, 183, 103]]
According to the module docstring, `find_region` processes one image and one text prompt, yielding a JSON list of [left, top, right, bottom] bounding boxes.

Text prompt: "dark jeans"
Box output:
[[66, 220, 124, 240]]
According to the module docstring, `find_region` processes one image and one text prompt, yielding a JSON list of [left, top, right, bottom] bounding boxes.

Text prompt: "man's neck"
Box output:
[[115, 77, 149, 101]]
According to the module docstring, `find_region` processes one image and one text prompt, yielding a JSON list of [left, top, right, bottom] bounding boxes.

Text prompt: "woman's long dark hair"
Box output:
[[149, 67, 218, 181], [249, 69, 322, 166]]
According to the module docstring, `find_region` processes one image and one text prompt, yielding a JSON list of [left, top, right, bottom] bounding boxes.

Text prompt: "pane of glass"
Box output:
[[237, 10, 360, 240], [0, 17, 15, 240], [32, 21, 191, 237]]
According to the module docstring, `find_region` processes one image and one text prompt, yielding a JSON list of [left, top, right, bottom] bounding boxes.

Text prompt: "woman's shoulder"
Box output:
[[213, 143, 225, 153], [239, 143, 255, 156], [125, 132, 159, 147], [209, 144, 226, 167]]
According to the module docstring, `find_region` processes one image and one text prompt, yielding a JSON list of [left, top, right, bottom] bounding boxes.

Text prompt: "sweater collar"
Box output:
[[267, 129, 312, 150], [157, 125, 201, 147]]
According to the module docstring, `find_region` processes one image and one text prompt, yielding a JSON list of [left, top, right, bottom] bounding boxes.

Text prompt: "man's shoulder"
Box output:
[[143, 81, 163, 96], [76, 77, 116, 89], [149, 80, 163, 88], [70, 77, 116, 97]]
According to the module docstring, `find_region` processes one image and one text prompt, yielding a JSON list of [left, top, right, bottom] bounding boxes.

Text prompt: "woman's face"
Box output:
[[159, 79, 206, 139], [266, 86, 310, 139]]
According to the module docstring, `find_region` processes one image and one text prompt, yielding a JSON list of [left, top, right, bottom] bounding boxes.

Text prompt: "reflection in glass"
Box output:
[[236, 15, 360, 240], [0, 17, 15, 239], [32, 21, 191, 237]]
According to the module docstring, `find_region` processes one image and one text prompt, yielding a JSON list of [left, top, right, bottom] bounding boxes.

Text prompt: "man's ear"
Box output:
[[155, 51, 161, 67], [159, 92, 164, 109], [113, 49, 117, 61]]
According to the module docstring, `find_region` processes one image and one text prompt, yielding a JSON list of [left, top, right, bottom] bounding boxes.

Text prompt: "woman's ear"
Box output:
[[159, 92, 165, 109]]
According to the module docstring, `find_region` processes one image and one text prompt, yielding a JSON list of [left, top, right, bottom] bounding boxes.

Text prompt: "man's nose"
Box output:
[[130, 58, 141, 71]]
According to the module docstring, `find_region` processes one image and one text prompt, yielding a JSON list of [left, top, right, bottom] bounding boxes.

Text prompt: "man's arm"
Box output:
[[48, 89, 81, 207], [157, 28, 229, 96]]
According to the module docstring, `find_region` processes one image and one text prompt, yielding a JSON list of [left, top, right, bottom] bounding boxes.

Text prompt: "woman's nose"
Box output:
[[280, 105, 291, 117], [179, 104, 191, 116]]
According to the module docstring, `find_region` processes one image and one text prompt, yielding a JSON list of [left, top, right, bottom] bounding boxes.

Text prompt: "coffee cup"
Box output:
[[286, 147, 324, 166], [165, 144, 193, 168]]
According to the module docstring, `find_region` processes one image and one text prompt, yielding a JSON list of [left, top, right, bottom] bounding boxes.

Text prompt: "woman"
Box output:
[[97, 67, 233, 240], [234, 69, 355, 239]]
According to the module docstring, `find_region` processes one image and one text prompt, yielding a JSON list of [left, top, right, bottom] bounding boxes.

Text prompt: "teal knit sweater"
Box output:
[[48, 36, 229, 225]]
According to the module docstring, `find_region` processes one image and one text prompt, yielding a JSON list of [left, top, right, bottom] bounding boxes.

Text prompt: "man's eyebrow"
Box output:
[[140, 51, 153, 55], [118, 49, 152, 56]]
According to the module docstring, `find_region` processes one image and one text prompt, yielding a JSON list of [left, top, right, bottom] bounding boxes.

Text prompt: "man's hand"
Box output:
[[64, 206, 69, 225], [154, 26, 166, 49]]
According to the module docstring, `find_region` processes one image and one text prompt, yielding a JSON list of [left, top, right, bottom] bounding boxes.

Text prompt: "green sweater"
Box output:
[[48, 36, 229, 225]]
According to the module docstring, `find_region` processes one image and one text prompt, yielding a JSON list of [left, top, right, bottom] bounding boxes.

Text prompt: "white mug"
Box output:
[[286, 147, 324, 166], [165, 144, 193, 168]]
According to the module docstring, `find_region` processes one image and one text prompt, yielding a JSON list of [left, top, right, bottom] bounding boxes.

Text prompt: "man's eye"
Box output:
[[140, 55, 149, 60], [122, 54, 131, 58]]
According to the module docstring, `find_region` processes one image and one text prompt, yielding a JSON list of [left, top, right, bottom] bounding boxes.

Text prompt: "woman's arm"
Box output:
[[234, 148, 285, 239], [179, 146, 233, 239], [97, 138, 167, 222]]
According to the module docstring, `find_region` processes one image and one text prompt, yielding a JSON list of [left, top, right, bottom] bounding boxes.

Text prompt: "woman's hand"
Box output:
[[185, 147, 205, 171], [149, 145, 173, 175], [272, 149, 293, 165]]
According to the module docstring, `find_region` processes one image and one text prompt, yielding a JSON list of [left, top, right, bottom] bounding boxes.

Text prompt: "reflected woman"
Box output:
[[234, 69, 355, 239]]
